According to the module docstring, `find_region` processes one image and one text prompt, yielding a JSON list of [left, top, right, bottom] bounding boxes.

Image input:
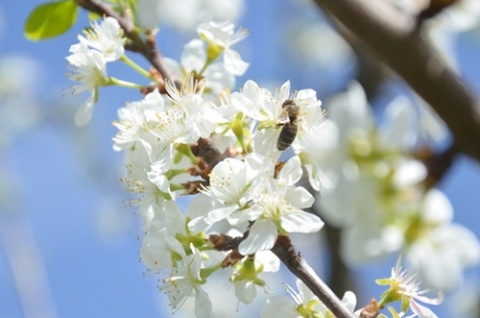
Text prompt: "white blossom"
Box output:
[[66, 46, 108, 126], [235, 157, 323, 255], [230, 256, 267, 304], [406, 189, 480, 290], [314, 82, 432, 266], [165, 77, 220, 138], [77, 17, 125, 62], [161, 245, 213, 318], [317, 82, 416, 226], [188, 153, 273, 232], [120, 143, 172, 227], [197, 20, 249, 76], [377, 257, 443, 318], [261, 279, 356, 318], [164, 39, 235, 93], [232, 80, 325, 159], [140, 201, 186, 270], [62, 5, 480, 317], [112, 89, 167, 151], [296, 119, 339, 191]]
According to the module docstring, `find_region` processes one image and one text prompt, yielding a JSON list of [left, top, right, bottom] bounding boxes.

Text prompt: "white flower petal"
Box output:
[[440, 224, 480, 266], [194, 286, 213, 318], [181, 39, 207, 71], [147, 171, 169, 193], [341, 291, 357, 312], [421, 189, 453, 224], [188, 216, 212, 233], [277, 81, 291, 102], [278, 156, 302, 186], [245, 152, 274, 180], [206, 205, 239, 223], [74, 92, 96, 126], [381, 96, 417, 150], [410, 299, 439, 318], [252, 129, 281, 161], [327, 81, 374, 132], [260, 296, 297, 318], [285, 186, 314, 209], [255, 250, 280, 272], [281, 211, 324, 233], [238, 219, 277, 255], [140, 230, 171, 270], [224, 48, 249, 75], [242, 80, 262, 104], [202, 62, 235, 93], [235, 281, 257, 304], [393, 160, 427, 188]]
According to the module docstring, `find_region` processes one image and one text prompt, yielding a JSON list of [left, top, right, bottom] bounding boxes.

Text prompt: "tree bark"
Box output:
[[313, 0, 480, 162]]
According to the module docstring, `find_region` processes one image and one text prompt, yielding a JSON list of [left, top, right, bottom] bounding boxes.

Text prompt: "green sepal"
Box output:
[[175, 143, 199, 164], [387, 306, 402, 318], [206, 43, 223, 62], [231, 112, 251, 153], [24, 0, 78, 41]]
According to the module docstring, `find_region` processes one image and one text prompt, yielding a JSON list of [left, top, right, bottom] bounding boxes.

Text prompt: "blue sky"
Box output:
[[1, 1, 480, 317]]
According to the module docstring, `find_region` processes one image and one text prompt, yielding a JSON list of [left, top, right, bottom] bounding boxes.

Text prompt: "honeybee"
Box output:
[[277, 99, 300, 151]]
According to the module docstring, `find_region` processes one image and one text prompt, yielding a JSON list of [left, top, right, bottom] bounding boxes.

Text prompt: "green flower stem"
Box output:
[[169, 183, 185, 192], [108, 77, 144, 89], [198, 45, 223, 76], [120, 55, 154, 80], [165, 169, 187, 180], [200, 264, 222, 282], [197, 58, 214, 77], [175, 144, 199, 164], [378, 295, 394, 308]]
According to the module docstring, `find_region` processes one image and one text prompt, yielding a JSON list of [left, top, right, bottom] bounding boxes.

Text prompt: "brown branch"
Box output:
[[209, 231, 357, 317], [313, 0, 480, 163], [271, 235, 356, 318], [74, 0, 174, 84]]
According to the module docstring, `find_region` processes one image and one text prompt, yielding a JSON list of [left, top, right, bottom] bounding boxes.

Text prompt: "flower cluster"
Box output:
[[315, 82, 480, 290], [66, 17, 125, 126], [105, 18, 330, 317], [61, 9, 480, 318], [113, 77, 327, 317], [165, 20, 249, 94]]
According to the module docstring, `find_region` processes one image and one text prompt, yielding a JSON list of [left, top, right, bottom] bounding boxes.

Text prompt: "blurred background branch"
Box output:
[[313, 0, 480, 162]]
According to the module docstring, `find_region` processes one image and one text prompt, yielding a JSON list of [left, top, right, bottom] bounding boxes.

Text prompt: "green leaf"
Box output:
[[24, 0, 78, 41]]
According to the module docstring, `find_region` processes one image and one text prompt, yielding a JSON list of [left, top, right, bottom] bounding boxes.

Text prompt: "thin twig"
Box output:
[[313, 0, 480, 163], [271, 235, 357, 318], [74, 0, 174, 83], [209, 231, 357, 317]]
